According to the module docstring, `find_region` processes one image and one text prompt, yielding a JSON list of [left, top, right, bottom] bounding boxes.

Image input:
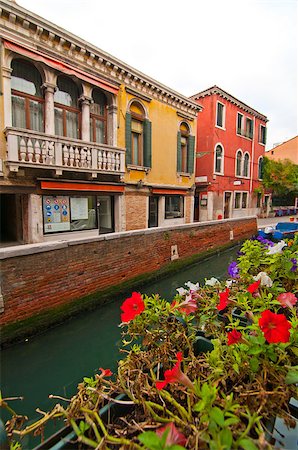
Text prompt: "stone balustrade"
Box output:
[[5, 127, 126, 177]]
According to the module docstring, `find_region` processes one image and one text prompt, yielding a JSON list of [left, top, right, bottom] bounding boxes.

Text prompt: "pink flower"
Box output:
[[98, 368, 112, 377], [156, 422, 187, 447], [247, 280, 261, 294], [120, 292, 145, 322], [156, 352, 194, 391], [227, 329, 242, 345], [277, 292, 297, 309], [259, 310, 292, 343], [217, 288, 230, 311], [171, 295, 197, 314]]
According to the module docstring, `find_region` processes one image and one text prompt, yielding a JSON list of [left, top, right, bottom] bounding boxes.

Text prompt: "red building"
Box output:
[[190, 86, 270, 221]]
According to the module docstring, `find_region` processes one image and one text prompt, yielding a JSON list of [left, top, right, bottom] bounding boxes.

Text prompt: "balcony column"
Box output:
[[42, 83, 56, 135], [2, 66, 13, 128], [79, 95, 92, 142], [107, 103, 118, 146]]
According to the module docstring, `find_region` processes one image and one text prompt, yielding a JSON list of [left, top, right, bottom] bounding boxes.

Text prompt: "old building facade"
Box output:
[[190, 86, 269, 221], [0, 0, 201, 245]]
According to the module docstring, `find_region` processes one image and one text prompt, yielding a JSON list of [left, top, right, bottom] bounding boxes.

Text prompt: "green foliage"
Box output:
[[262, 157, 298, 196]]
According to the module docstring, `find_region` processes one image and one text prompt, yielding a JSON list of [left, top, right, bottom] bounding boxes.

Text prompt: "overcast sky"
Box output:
[[17, 0, 297, 150]]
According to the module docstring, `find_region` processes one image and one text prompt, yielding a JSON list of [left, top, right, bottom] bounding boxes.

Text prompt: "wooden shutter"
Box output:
[[187, 135, 195, 174], [143, 119, 152, 168], [177, 131, 182, 172], [125, 112, 132, 165]]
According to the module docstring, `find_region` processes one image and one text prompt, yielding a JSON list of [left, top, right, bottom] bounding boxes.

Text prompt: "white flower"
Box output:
[[266, 240, 286, 255], [225, 279, 233, 288], [185, 281, 200, 292], [176, 287, 188, 296], [253, 272, 273, 287], [205, 277, 220, 287]]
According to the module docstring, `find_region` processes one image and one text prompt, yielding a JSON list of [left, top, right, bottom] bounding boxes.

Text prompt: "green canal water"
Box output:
[[1, 245, 296, 449]]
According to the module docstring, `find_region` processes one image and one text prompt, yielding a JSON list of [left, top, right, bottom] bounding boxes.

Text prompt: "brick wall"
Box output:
[[125, 190, 148, 230], [0, 217, 257, 329]]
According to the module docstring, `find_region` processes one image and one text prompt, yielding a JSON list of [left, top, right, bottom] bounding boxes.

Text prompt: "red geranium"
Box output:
[[227, 329, 242, 345], [217, 288, 230, 311], [98, 368, 112, 377], [171, 295, 197, 314], [247, 280, 261, 294], [259, 309, 291, 343], [120, 292, 145, 323], [277, 292, 297, 309], [156, 352, 194, 391], [156, 422, 187, 447]]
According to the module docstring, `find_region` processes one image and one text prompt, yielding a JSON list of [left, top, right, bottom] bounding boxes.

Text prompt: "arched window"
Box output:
[[54, 76, 80, 138], [90, 89, 107, 143], [258, 157, 264, 179], [176, 122, 195, 174], [243, 152, 250, 177], [236, 150, 242, 176], [11, 59, 44, 131], [125, 101, 152, 168], [214, 144, 224, 174]]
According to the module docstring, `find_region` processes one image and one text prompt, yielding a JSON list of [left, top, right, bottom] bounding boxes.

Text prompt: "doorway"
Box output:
[[224, 192, 232, 219], [0, 194, 23, 245], [148, 196, 159, 228]]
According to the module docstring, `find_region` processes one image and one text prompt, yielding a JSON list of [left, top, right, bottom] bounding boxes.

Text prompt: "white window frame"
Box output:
[[259, 124, 266, 146], [234, 191, 249, 210], [235, 149, 243, 177], [215, 101, 226, 129], [245, 117, 254, 139], [242, 152, 250, 178], [214, 143, 224, 175], [236, 112, 244, 136]]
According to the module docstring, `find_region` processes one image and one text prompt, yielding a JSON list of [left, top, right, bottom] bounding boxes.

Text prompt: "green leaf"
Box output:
[[224, 417, 240, 426], [219, 428, 233, 449], [249, 357, 259, 373], [238, 438, 258, 450], [210, 407, 225, 427], [285, 366, 298, 384], [138, 431, 163, 449]]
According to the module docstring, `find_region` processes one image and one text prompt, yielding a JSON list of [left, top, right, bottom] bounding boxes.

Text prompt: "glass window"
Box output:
[[90, 89, 107, 144], [242, 192, 248, 208], [237, 113, 243, 135], [216, 102, 225, 128], [11, 59, 44, 132], [54, 76, 80, 139], [165, 195, 184, 219], [246, 118, 254, 139], [243, 153, 250, 177], [258, 157, 264, 179], [215, 145, 223, 173], [179, 122, 190, 173], [234, 192, 241, 209], [257, 193, 262, 208], [236, 150, 242, 176], [259, 125, 267, 145], [130, 103, 144, 166]]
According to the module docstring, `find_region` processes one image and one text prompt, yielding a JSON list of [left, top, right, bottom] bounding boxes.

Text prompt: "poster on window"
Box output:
[[70, 197, 89, 220], [43, 196, 70, 233]]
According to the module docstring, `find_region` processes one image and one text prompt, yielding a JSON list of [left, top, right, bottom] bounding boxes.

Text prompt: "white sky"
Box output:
[[17, 0, 298, 150]]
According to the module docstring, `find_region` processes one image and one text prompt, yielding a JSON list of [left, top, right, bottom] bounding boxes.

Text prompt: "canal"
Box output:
[[1, 244, 295, 449]]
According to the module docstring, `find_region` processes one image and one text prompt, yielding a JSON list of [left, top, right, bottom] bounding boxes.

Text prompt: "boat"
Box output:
[[258, 221, 298, 241]]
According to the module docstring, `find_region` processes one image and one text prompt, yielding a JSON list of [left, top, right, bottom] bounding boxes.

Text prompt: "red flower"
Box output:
[[98, 368, 112, 377], [171, 295, 197, 314], [277, 292, 297, 309], [217, 288, 230, 311], [227, 329, 242, 345], [156, 352, 194, 391], [120, 292, 145, 322], [259, 310, 291, 343], [156, 422, 187, 447], [247, 280, 261, 294]]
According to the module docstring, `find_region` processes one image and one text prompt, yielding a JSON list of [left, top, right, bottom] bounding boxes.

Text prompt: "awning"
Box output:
[[151, 188, 187, 196], [40, 181, 124, 193], [4, 40, 119, 95]]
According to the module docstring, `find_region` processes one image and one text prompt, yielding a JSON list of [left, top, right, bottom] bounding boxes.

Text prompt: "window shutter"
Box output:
[[125, 112, 132, 165], [143, 119, 152, 168], [187, 135, 195, 174], [177, 131, 182, 172], [264, 127, 267, 145]]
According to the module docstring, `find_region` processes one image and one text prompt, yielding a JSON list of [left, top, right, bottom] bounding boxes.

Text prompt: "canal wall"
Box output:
[[0, 216, 257, 345]]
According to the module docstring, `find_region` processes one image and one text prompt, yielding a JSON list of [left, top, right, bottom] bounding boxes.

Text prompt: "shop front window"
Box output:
[[165, 195, 184, 219]]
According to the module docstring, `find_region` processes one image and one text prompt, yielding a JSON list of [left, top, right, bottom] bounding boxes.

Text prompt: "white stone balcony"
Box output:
[[5, 128, 126, 177]]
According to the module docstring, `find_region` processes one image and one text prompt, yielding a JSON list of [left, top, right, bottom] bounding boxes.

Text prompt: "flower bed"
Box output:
[[2, 236, 298, 449]]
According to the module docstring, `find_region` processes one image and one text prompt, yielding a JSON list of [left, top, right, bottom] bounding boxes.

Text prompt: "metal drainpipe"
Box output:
[[249, 117, 256, 199]]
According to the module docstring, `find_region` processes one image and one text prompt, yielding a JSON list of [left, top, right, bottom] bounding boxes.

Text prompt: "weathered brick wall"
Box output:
[[125, 190, 148, 230], [0, 217, 257, 327]]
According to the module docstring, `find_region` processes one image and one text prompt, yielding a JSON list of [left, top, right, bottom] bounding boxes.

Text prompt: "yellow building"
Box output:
[[266, 136, 298, 165], [0, 0, 201, 245]]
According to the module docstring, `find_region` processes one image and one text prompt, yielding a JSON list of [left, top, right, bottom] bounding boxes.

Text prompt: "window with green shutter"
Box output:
[[177, 122, 194, 174], [126, 102, 151, 168]]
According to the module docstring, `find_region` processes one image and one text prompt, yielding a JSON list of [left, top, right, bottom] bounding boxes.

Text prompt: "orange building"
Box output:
[[266, 136, 298, 164]]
